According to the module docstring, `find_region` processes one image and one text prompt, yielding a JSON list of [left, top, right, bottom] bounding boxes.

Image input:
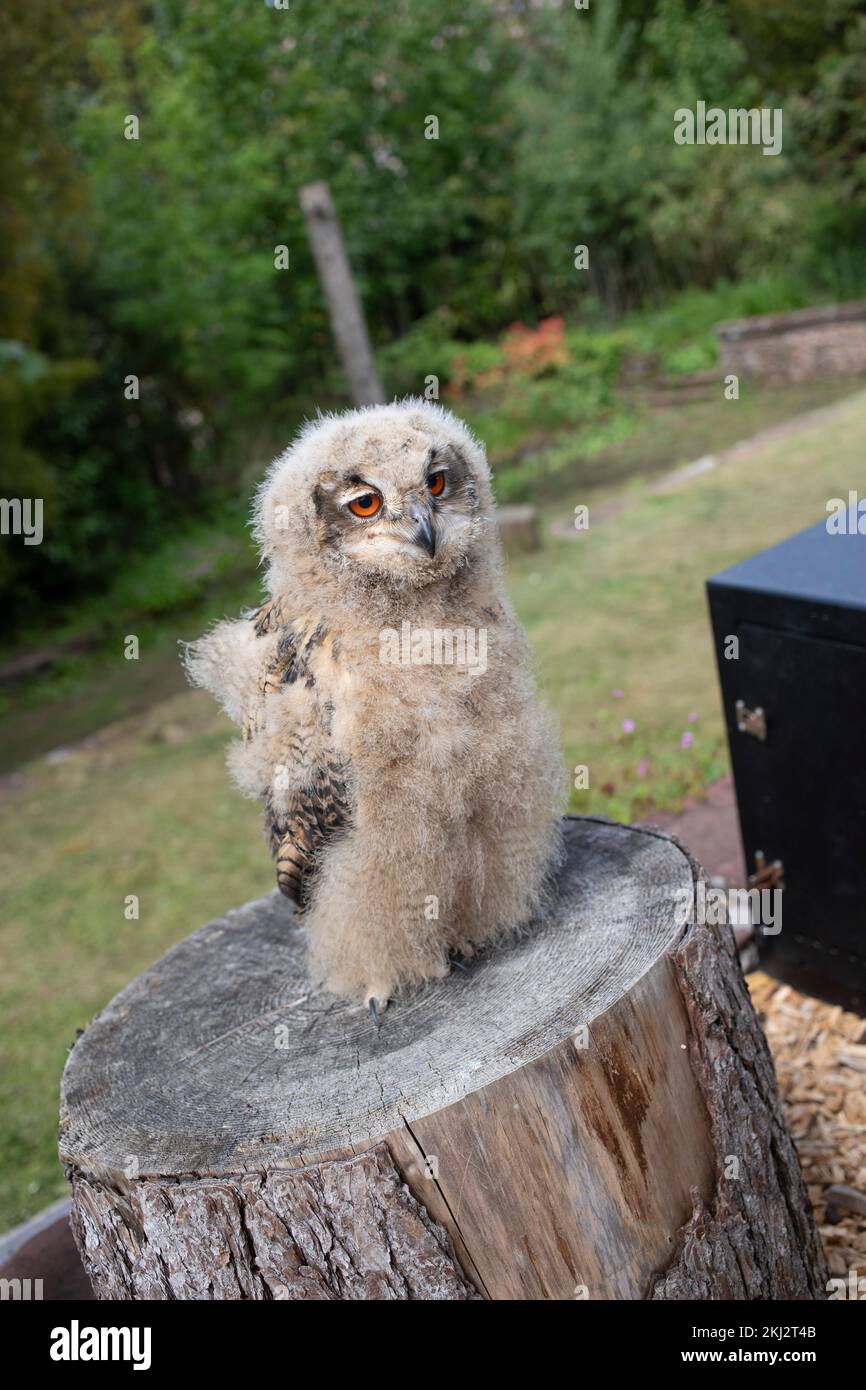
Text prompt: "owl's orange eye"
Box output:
[[348, 492, 382, 518], [427, 470, 446, 497]]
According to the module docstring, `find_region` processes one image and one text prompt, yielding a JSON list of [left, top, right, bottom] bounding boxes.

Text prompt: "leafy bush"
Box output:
[[5, 0, 866, 631]]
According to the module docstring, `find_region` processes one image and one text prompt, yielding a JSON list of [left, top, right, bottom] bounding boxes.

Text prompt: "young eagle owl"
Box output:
[[184, 400, 564, 1013]]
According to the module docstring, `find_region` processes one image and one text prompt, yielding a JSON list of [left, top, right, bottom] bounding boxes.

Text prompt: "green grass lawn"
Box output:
[[512, 390, 866, 823], [1, 388, 864, 1230]]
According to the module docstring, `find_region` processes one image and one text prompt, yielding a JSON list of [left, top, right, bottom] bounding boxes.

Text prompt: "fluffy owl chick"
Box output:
[[183, 399, 565, 1012]]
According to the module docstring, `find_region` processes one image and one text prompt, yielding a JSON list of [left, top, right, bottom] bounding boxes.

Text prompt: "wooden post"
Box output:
[[60, 817, 827, 1301], [299, 181, 385, 407]]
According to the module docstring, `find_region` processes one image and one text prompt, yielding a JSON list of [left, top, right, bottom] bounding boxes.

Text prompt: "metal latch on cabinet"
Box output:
[[735, 699, 767, 742], [749, 850, 785, 891]]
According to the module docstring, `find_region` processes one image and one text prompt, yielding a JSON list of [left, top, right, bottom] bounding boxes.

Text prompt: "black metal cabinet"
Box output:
[[707, 518, 866, 1000]]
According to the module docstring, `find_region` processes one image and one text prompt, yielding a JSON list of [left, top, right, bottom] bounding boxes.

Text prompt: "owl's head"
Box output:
[[255, 400, 495, 599]]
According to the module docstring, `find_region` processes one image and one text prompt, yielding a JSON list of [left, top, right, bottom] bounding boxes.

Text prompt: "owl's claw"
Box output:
[[452, 941, 476, 961], [448, 941, 475, 971], [365, 991, 390, 1026]]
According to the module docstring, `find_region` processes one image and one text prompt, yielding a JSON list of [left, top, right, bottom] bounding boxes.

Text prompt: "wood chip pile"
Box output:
[[748, 970, 866, 1280]]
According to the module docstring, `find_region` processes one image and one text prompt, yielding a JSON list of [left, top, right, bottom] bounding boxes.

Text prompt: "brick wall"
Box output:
[[715, 302, 866, 383]]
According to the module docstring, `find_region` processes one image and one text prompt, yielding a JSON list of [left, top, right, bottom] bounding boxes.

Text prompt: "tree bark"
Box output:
[[60, 816, 827, 1301], [299, 181, 385, 407]]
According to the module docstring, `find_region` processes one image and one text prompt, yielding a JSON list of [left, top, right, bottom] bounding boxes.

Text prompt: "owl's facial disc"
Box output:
[[313, 444, 477, 585]]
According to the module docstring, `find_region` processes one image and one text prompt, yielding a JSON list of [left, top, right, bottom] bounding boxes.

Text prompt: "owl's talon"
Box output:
[[448, 940, 476, 970], [365, 991, 390, 1025]]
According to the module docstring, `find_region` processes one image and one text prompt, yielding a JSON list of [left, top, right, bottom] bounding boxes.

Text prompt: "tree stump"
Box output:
[[495, 503, 541, 555], [59, 817, 827, 1301]]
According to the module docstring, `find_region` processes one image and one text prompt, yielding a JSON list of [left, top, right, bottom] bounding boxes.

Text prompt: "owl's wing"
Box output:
[[269, 755, 351, 906], [182, 616, 273, 728], [251, 593, 293, 638], [256, 615, 351, 909]]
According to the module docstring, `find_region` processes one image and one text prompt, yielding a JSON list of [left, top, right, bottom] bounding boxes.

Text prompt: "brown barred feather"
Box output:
[[251, 594, 293, 637], [269, 757, 351, 907], [255, 611, 351, 906]]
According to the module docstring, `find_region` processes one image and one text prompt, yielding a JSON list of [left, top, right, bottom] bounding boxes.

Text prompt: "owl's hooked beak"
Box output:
[[408, 501, 436, 558]]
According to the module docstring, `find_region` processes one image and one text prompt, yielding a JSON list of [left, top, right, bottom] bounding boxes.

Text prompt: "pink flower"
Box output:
[[687, 711, 699, 723], [681, 731, 694, 749], [622, 718, 635, 734], [612, 688, 624, 699], [636, 757, 649, 778]]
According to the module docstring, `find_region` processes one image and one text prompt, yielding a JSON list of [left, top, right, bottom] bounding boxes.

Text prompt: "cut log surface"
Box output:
[[60, 816, 827, 1301]]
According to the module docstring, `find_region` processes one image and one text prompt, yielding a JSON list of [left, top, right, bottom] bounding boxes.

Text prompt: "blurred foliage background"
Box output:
[[3, 0, 866, 633]]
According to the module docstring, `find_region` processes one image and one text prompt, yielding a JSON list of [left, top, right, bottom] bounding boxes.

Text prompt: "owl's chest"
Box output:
[[325, 663, 485, 788]]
